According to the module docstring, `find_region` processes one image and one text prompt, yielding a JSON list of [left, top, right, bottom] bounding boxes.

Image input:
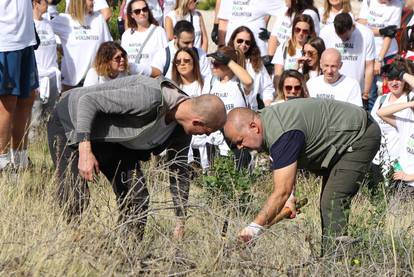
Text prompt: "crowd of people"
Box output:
[[1, 0, 414, 256]]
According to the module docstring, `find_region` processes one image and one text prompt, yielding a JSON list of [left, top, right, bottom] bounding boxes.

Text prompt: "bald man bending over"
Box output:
[[47, 75, 226, 241], [224, 100, 380, 255], [307, 48, 363, 107]]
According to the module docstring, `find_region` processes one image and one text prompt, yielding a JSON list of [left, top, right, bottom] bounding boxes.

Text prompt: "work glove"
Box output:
[[262, 55, 274, 75], [207, 51, 232, 65], [211, 23, 219, 45], [258, 28, 271, 41], [238, 222, 263, 243], [379, 25, 398, 38]]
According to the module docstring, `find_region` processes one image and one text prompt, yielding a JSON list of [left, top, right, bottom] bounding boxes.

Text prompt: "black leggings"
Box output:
[[47, 110, 191, 237]]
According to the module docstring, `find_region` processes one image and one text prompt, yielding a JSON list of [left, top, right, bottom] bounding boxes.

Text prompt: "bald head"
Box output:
[[224, 108, 263, 150], [321, 48, 341, 64], [191, 95, 226, 131], [321, 48, 342, 84]]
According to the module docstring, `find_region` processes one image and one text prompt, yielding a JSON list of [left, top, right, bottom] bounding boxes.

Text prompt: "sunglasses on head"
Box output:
[[284, 85, 302, 92], [132, 6, 149, 15], [294, 27, 309, 35], [236, 38, 251, 46], [174, 58, 192, 65]]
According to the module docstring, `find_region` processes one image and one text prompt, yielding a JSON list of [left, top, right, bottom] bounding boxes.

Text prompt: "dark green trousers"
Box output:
[[320, 118, 381, 255]]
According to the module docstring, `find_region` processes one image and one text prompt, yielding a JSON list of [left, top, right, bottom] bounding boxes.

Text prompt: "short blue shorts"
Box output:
[[0, 46, 39, 98]]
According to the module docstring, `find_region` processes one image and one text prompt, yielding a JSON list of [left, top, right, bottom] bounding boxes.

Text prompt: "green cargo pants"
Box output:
[[320, 117, 381, 255]]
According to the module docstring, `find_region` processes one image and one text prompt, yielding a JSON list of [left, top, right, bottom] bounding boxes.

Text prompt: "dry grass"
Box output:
[[1, 130, 414, 276]]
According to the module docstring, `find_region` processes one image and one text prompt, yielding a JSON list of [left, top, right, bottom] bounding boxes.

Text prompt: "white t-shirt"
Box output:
[[320, 22, 376, 91], [151, 40, 211, 80], [370, 93, 412, 169], [395, 107, 414, 187], [34, 19, 58, 75], [51, 13, 112, 86], [359, 0, 402, 57], [66, 0, 109, 12], [202, 75, 248, 112], [121, 25, 167, 66], [246, 60, 274, 111], [218, 0, 284, 56], [272, 44, 302, 70], [270, 8, 293, 47], [180, 81, 202, 98], [307, 75, 362, 107], [318, 8, 354, 31], [0, 0, 36, 51], [83, 67, 129, 87], [165, 10, 203, 49]]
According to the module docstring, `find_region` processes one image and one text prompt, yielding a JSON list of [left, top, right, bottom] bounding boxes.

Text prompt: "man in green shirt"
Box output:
[[224, 99, 380, 254]]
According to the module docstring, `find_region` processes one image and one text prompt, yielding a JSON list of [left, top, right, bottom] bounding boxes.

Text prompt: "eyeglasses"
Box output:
[[112, 55, 125, 63], [302, 50, 316, 57], [132, 6, 149, 15], [284, 85, 302, 92], [174, 58, 192, 65], [236, 39, 251, 46], [294, 27, 309, 35]]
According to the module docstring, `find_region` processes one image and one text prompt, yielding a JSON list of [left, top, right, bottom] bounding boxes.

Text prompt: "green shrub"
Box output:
[[201, 154, 257, 206], [197, 0, 216, 10]]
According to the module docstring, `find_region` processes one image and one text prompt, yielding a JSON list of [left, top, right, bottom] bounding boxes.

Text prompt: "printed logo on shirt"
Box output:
[[335, 42, 358, 61], [73, 26, 99, 41], [232, 0, 252, 17], [316, 93, 334, 99]]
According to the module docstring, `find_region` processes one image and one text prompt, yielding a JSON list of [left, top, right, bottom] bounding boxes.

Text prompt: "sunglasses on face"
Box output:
[[132, 6, 149, 15], [174, 58, 192, 65], [236, 38, 251, 46], [294, 27, 309, 35], [284, 85, 302, 92], [302, 50, 316, 57], [112, 54, 125, 63]]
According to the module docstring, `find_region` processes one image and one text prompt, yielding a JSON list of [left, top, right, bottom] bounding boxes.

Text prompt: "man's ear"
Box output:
[[249, 121, 260, 133], [192, 119, 204, 127]]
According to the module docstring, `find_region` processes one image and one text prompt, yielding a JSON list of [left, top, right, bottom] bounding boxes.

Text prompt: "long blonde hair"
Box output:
[[322, 0, 352, 24], [67, 0, 88, 25], [174, 0, 192, 17]]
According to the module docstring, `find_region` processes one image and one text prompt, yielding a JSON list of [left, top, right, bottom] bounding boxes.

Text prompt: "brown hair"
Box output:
[[387, 56, 414, 94], [228, 26, 263, 73], [93, 42, 129, 77], [217, 46, 246, 68], [126, 0, 158, 30], [322, 0, 352, 24], [287, 14, 316, 57], [302, 37, 326, 81], [171, 47, 204, 88], [276, 70, 309, 100]]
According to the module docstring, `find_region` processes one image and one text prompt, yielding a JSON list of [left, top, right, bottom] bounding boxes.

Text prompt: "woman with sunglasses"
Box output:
[[228, 26, 274, 109], [371, 58, 414, 189], [273, 69, 309, 104], [121, 0, 167, 70], [267, 0, 320, 58], [171, 48, 210, 172], [296, 37, 325, 81], [51, 0, 112, 91], [319, 0, 353, 31], [84, 42, 142, 86], [273, 14, 316, 89], [202, 46, 253, 169], [164, 0, 208, 52]]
